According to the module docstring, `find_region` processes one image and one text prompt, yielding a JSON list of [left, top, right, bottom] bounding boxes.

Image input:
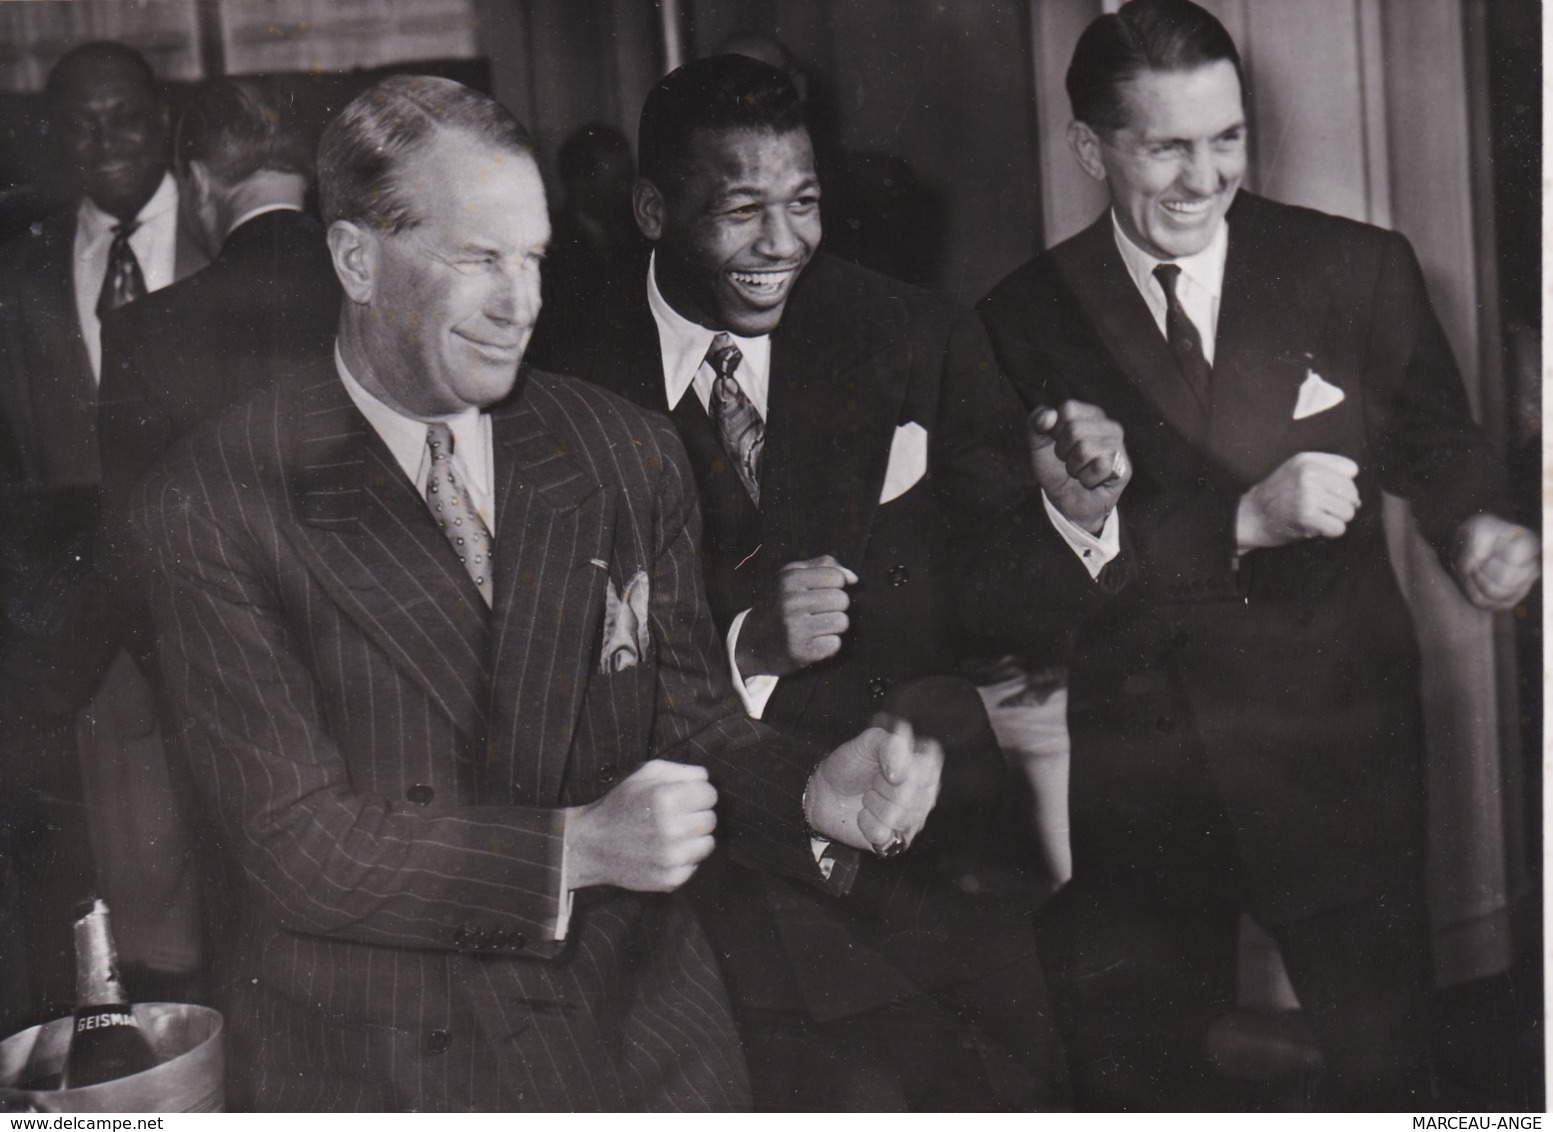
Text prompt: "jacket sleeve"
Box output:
[[635, 413, 851, 891], [1360, 230, 1511, 557], [129, 466, 576, 954], [938, 306, 1128, 651]]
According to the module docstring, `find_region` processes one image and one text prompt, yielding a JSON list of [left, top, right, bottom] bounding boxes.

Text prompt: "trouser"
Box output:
[[736, 951, 1068, 1111], [1036, 871, 1433, 1111]]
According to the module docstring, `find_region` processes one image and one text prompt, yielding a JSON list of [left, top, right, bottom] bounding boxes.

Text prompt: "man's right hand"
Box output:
[[1029, 401, 1130, 533], [1236, 451, 1360, 553], [734, 555, 858, 678], [564, 760, 717, 892]]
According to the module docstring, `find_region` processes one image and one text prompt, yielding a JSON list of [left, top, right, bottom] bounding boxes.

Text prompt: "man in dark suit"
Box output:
[[123, 74, 944, 1112], [100, 77, 340, 501], [977, 0, 1540, 1109], [530, 54, 1131, 1110], [0, 41, 208, 1019], [95, 76, 342, 1005]]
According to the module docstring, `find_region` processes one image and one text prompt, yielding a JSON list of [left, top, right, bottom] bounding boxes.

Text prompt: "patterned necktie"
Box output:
[[96, 221, 146, 318], [424, 422, 494, 606], [707, 332, 764, 505], [1153, 263, 1212, 405]]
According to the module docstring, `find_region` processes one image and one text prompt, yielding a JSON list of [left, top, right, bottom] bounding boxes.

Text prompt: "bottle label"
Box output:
[[76, 1009, 140, 1033]]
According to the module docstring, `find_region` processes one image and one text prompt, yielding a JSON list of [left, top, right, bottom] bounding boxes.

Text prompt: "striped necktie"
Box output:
[[424, 422, 494, 606], [97, 221, 146, 317], [707, 332, 764, 505], [1153, 263, 1212, 406]]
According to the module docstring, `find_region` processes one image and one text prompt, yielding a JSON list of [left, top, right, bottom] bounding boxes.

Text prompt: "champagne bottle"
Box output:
[[60, 899, 157, 1089]]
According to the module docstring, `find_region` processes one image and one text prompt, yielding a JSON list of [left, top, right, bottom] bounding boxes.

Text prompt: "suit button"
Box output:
[[426, 1029, 451, 1055], [406, 783, 435, 805], [888, 565, 910, 587], [507, 931, 526, 951], [598, 762, 618, 785], [867, 676, 888, 700], [452, 927, 469, 948]]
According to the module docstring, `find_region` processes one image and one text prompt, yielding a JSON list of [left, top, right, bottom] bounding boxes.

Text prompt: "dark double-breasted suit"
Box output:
[[535, 252, 1113, 1105], [978, 192, 1511, 1103], [125, 360, 838, 1111]]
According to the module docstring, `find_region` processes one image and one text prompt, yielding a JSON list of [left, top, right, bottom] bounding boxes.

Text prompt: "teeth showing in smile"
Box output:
[[1163, 198, 1213, 216], [729, 268, 795, 296]]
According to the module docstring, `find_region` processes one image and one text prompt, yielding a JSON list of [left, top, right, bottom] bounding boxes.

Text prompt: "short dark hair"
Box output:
[[175, 79, 311, 183], [317, 74, 535, 234], [44, 41, 158, 110], [637, 54, 805, 189], [1066, 0, 1244, 132]]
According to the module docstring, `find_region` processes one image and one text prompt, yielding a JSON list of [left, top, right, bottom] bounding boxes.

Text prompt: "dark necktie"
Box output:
[[97, 221, 146, 318], [707, 332, 764, 506], [425, 422, 494, 606], [1153, 263, 1212, 405]]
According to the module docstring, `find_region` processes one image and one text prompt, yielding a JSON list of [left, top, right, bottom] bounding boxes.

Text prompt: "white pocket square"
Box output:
[[879, 422, 928, 504], [600, 568, 650, 673], [1293, 370, 1346, 420]]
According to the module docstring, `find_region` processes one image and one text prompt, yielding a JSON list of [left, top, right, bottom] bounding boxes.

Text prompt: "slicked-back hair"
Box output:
[[1067, 0, 1244, 133], [317, 73, 535, 234], [44, 40, 158, 110], [176, 79, 311, 183], [638, 54, 805, 190]]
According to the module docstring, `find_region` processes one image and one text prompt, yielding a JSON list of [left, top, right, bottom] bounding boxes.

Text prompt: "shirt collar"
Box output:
[[646, 252, 771, 414], [334, 341, 488, 490], [77, 170, 178, 243], [1110, 209, 1229, 300], [228, 202, 303, 236]]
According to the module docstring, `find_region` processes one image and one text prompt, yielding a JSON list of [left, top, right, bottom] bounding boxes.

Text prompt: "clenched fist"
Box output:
[[1453, 512, 1540, 612], [1236, 451, 1360, 552], [805, 719, 944, 857], [1029, 401, 1130, 534], [735, 555, 859, 678], [564, 759, 717, 892]]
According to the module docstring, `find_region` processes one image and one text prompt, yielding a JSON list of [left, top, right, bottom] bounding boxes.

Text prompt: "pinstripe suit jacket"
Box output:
[[126, 358, 834, 1111]]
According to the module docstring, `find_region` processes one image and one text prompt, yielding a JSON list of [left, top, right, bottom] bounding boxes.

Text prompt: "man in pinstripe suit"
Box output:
[[121, 75, 941, 1112]]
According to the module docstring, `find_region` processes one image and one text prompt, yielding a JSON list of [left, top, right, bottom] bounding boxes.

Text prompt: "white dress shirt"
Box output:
[[645, 255, 1119, 721], [1111, 210, 1229, 364], [336, 344, 495, 531], [73, 171, 181, 382]]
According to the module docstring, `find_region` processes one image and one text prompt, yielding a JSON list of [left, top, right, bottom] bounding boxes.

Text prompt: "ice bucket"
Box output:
[[0, 1003, 223, 1112]]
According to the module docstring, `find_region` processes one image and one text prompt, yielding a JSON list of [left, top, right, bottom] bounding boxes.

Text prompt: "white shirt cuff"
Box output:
[[1042, 491, 1121, 580], [726, 608, 780, 719], [555, 823, 575, 941]]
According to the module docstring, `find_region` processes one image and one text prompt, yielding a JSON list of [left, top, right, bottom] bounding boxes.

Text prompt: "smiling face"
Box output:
[[639, 126, 820, 336], [1072, 59, 1246, 260], [51, 57, 168, 221], [340, 128, 549, 417]]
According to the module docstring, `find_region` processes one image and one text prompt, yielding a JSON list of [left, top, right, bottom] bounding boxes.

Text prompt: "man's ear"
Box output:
[[633, 177, 665, 241], [327, 220, 377, 304], [1068, 120, 1107, 184]]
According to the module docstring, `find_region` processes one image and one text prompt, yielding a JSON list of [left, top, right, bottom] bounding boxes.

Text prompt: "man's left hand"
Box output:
[[805, 719, 943, 857], [1030, 401, 1129, 534], [1453, 512, 1540, 611]]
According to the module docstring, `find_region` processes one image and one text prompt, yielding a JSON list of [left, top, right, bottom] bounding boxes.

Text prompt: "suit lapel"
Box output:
[[487, 383, 615, 806], [764, 270, 907, 573], [286, 364, 490, 740], [1053, 215, 1211, 445], [1202, 196, 1325, 484]]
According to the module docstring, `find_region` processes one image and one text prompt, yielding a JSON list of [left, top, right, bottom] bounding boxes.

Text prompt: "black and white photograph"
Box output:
[[0, 0, 1540, 1115]]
